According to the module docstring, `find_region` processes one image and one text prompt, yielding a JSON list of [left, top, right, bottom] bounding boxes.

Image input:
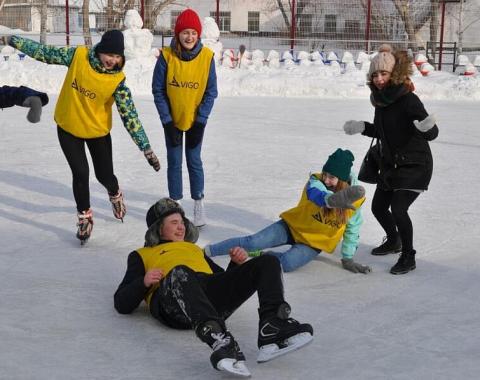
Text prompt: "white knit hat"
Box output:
[[368, 44, 396, 77]]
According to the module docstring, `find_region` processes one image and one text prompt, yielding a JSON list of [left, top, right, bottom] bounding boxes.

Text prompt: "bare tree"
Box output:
[[83, 0, 92, 46], [39, 0, 48, 44], [392, 0, 432, 50], [429, 0, 439, 61], [143, 0, 178, 31]]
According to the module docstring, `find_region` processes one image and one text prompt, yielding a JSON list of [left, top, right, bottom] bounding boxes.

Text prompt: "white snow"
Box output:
[[1, 35, 480, 379]]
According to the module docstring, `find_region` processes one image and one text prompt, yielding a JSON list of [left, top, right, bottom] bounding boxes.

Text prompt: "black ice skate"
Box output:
[[195, 320, 251, 377], [109, 190, 126, 222], [371, 235, 402, 255], [76, 208, 93, 245], [257, 302, 313, 363]]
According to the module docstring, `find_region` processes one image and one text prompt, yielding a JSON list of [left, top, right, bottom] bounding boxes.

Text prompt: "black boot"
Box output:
[[371, 235, 402, 255], [390, 250, 416, 275], [257, 302, 313, 362]]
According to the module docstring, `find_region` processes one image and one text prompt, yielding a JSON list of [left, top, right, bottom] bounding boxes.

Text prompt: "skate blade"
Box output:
[[217, 358, 251, 377], [79, 238, 89, 246], [257, 332, 313, 363]]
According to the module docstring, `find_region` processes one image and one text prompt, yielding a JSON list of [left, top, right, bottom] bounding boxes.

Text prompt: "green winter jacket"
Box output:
[[9, 35, 151, 151]]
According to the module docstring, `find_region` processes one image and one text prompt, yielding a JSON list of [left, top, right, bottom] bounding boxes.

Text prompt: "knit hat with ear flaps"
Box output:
[[144, 198, 199, 247], [322, 149, 355, 182], [175, 9, 202, 36], [95, 30, 125, 56], [368, 44, 396, 78]]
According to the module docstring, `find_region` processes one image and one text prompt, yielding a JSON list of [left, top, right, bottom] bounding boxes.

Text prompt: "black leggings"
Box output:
[[149, 255, 285, 330], [371, 187, 420, 252], [57, 127, 119, 212]]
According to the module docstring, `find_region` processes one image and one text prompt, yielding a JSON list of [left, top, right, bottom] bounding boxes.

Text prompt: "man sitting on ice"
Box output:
[[114, 198, 313, 377]]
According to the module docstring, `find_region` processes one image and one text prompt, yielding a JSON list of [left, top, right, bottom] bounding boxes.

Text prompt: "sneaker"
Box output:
[[371, 235, 402, 255], [257, 303, 313, 363], [390, 250, 416, 275], [195, 320, 250, 377], [193, 199, 206, 227], [76, 208, 93, 244], [109, 190, 126, 221]]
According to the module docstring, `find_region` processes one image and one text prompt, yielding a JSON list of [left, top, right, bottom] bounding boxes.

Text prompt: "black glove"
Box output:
[[144, 148, 161, 171], [186, 121, 205, 149], [163, 121, 183, 147]]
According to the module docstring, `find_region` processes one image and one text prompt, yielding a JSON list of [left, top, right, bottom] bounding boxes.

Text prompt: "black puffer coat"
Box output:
[[363, 92, 438, 190]]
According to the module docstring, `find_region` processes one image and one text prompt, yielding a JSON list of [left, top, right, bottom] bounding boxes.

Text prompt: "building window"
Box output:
[[170, 10, 181, 32], [324, 14, 336, 34], [298, 13, 312, 35], [210, 11, 231, 32], [344, 20, 360, 38], [248, 11, 260, 33]]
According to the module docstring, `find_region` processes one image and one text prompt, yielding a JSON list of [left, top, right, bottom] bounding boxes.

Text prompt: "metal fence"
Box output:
[[1, 0, 479, 68]]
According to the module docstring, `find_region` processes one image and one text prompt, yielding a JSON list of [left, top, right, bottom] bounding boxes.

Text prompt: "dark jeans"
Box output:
[[57, 127, 119, 212], [371, 187, 420, 252], [149, 255, 285, 330]]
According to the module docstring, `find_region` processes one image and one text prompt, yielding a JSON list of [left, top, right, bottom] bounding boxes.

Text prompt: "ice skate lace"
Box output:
[[109, 192, 125, 216], [77, 213, 93, 235], [211, 332, 231, 351]]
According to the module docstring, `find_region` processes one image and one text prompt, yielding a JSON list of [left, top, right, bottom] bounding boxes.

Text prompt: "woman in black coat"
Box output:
[[343, 45, 439, 275]]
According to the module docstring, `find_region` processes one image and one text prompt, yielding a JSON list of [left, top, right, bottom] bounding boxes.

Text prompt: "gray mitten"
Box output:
[[22, 96, 43, 123], [413, 114, 436, 132], [341, 258, 371, 274], [343, 120, 365, 135], [326, 185, 365, 210]]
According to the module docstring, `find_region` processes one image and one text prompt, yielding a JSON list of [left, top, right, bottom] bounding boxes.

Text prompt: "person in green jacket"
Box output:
[[7, 31, 161, 244]]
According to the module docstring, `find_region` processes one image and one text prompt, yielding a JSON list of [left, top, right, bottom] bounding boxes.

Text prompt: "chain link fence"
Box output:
[[1, 0, 479, 68]]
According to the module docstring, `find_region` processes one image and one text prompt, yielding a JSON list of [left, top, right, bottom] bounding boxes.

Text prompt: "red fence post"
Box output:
[[438, 1, 446, 71], [365, 0, 371, 52], [216, 0, 220, 27], [290, 0, 296, 51], [65, 0, 70, 46]]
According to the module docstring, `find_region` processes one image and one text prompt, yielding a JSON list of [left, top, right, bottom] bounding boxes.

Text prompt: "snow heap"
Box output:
[[201, 16, 223, 65], [122, 10, 154, 61], [266, 50, 280, 68]]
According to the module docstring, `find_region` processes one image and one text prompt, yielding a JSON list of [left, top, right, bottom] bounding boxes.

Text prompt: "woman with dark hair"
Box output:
[[8, 31, 160, 244]]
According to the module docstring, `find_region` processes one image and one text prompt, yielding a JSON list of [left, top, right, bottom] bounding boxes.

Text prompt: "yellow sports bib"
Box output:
[[137, 241, 213, 305], [162, 47, 213, 131], [280, 189, 365, 252], [55, 46, 125, 138]]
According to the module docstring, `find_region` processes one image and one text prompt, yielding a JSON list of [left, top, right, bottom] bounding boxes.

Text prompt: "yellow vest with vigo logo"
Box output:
[[280, 188, 365, 253], [162, 46, 213, 131], [137, 241, 213, 305], [54, 46, 125, 138]]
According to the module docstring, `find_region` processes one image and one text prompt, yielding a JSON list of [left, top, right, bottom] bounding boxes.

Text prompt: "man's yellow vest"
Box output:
[[137, 241, 213, 305], [55, 46, 125, 138], [280, 189, 365, 253], [162, 46, 213, 131]]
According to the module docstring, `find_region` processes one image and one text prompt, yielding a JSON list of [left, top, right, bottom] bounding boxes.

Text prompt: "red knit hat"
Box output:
[[175, 9, 202, 36]]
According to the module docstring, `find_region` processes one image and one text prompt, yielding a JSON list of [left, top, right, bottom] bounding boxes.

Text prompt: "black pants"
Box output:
[[149, 255, 285, 330], [57, 127, 119, 212], [371, 187, 420, 253]]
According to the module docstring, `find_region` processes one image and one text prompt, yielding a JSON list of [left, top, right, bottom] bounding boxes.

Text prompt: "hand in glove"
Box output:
[[144, 148, 161, 171], [326, 185, 365, 210], [341, 258, 371, 274], [163, 121, 183, 147], [22, 96, 43, 123], [186, 121, 205, 149], [413, 114, 436, 133], [343, 120, 365, 135]]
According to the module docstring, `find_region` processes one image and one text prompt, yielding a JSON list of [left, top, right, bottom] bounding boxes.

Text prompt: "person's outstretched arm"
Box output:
[[113, 81, 160, 171], [114, 251, 149, 314], [8, 35, 76, 66]]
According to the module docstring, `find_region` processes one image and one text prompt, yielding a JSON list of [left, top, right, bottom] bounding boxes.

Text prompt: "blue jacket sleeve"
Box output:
[[306, 174, 333, 207], [152, 54, 173, 125], [341, 172, 363, 259], [196, 57, 218, 125]]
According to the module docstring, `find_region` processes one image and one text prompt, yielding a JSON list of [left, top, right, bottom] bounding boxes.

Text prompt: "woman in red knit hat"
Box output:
[[152, 8, 218, 228]]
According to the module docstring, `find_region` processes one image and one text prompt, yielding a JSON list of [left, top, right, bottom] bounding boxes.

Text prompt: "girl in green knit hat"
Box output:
[[204, 149, 371, 273]]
